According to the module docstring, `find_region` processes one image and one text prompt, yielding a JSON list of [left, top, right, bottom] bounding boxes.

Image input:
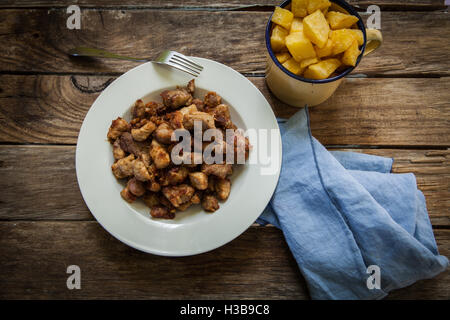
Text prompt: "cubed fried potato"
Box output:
[[348, 29, 364, 46], [300, 57, 320, 68], [314, 38, 333, 58], [269, 2, 364, 80], [331, 29, 356, 55], [285, 32, 317, 61], [291, 0, 308, 18], [271, 6, 294, 30], [303, 58, 341, 79], [290, 17, 304, 33], [276, 52, 292, 64], [303, 9, 330, 48], [326, 11, 359, 30], [270, 25, 289, 52], [282, 57, 304, 75], [342, 40, 361, 66], [307, 0, 331, 15]]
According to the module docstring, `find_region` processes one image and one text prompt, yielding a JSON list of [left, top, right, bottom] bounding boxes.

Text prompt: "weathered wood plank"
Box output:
[[0, 146, 89, 221], [262, 77, 450, 147], [0, 10, 448, 75], [0, 146, 448, 226], [0, 75, 448, 146], [0, 0, 445, 10], [0, 222, 309, 299], [0, 222, 447, 299]]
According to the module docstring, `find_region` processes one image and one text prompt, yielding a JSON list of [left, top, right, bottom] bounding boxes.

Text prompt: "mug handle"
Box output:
[[363, 29, 383, 56]]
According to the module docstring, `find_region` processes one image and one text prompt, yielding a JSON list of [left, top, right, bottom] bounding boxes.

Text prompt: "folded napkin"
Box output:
[[257, 107, 448, 300]]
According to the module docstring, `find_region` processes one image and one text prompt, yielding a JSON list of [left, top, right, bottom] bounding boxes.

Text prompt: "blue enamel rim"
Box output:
[[265, 0, 367, 84]]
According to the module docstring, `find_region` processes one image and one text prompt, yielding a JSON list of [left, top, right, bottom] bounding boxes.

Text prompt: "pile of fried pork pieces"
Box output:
[[107, 80, 250, 219]]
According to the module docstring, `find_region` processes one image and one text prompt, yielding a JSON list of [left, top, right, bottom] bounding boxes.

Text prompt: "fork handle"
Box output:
[[68, 47, 149, 62]]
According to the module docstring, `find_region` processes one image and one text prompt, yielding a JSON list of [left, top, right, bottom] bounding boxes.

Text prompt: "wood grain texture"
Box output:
[[1, 75, 449, 146], [0, 146, 448, 226], [0, 0, 448, 302], [0, 10, 448, 76], [0, 222, 448, 299], [0, 146, 89, 221], [262, 77, 450, 147], [0, 0, 445, 10]]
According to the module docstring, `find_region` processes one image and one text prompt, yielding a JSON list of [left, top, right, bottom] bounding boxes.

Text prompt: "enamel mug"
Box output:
[[265, 0, 383, 107]]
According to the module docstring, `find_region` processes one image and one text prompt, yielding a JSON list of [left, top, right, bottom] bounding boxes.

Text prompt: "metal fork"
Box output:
[[68, 47, 203, 77]]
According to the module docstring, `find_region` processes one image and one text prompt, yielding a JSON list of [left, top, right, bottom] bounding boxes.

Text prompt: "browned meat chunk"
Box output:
[[183, 111, 215, 130], [162, 184, 195, 208], [157, 171, 170, 187], [131, 99, 146, 118], [119, 132, 140, 156], [189, 172, 208, 190], [231, 130, 251, 161], [177, 191, 202, 211], [107, 117, 130, 142], [202, 195, 219, 212], [167, 110, 184, 129], [177, 192, 205, 211], [133, 159, 152, 181], [202, 138, 229, 163], [207, 175, 216, 192], [204, 91, 221, 108], [158, 194, 176, 211], [161, 89, 192, 109], [207, 104, 236, 129], [167, 166, 189, 185], [146, 180, 161, 192], [154, 122, 174, 144], [171, 151, 201, 168], [150, 205, 175, 219], [215, 178, 231, 200], [201, 163, 232, 179], [148, 101, 167, 115], [130, 118, 147, 129], [150, 140, 171, 169], [127, 177, 146, 197], [113, 139, 126, 160], [142, 192, 159, 208], [178, 201, 192, 211], [179, 104, 198, 117], [111, 154, 135, 179], [191, 98, 204, 112], [138, 151, 151, 168], [186, 79, 195, 94], [131, 121, 156, 141], [121, 186, 136, 203], [191, 192, 201, 204]]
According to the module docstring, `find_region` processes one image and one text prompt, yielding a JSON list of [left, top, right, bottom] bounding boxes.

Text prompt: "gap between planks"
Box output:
[[0, 0, 446, 11], [0, 71, 446, 79], [0, 10, 448, 76], [0, 76, 449, 146], [0, 142, 448, 150], [0, 222, 448, 299], [0, 145, 448, 226]]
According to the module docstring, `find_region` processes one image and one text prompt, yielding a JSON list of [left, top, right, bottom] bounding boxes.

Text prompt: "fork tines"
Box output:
[[167, 52, 203, 77]]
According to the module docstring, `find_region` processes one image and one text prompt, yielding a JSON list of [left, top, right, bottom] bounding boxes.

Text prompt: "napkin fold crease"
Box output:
[[257, 107, 448, 300]]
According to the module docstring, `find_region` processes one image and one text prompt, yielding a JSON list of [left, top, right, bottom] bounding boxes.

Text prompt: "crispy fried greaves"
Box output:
[[107, 117, 130, 142], [107, 79, 249, 219]]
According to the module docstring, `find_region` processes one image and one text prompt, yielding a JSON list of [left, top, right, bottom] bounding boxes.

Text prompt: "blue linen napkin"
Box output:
[[257, 107, 448, 300]]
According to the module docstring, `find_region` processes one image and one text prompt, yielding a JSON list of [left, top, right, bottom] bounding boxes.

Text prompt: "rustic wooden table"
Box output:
[[0, 0, 448, 300]]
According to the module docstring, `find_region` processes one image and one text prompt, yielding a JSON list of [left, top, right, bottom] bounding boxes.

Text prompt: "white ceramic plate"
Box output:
[[76, 57, 282, 256]]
